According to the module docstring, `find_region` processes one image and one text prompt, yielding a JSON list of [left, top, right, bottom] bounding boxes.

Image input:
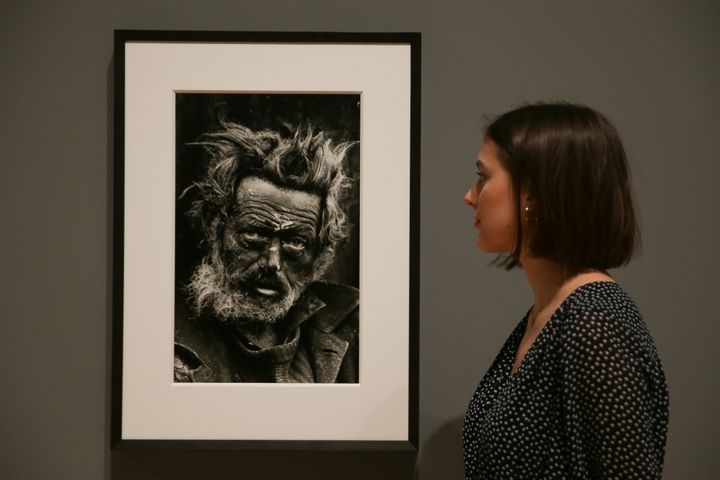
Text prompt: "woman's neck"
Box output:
[[519, 254, 614, 326]]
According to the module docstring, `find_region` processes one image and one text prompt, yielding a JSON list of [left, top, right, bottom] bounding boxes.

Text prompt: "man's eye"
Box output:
[[283, 239, 306, 252], [240, 232, 265, 243]]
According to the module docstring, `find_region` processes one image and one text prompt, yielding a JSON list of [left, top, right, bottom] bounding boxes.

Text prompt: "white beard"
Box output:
[[187, 260, 309, 325]]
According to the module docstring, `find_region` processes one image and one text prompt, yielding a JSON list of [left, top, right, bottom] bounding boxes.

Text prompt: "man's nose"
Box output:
[[262, 240, 282, 272]]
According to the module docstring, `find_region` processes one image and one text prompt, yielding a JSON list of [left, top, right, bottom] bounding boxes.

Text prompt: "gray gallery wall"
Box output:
[[1, 0, 718, 478]]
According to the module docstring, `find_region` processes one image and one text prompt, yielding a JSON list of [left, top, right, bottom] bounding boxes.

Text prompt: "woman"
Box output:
[[462, 102, 669, 479]]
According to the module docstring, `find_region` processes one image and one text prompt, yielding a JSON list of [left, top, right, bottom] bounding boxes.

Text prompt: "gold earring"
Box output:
[[524, 206, 538, 222]]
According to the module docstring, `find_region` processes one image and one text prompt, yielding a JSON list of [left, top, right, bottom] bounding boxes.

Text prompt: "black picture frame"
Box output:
[[112, 30, 420, 450]]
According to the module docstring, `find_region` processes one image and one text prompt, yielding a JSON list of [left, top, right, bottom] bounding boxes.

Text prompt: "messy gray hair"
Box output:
[[187, 120, 356, 261]]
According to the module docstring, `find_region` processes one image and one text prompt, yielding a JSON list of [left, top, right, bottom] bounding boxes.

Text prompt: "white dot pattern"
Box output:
[[463, 281, 669, 479]]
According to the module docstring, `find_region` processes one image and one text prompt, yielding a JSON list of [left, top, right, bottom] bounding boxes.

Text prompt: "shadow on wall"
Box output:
[[415, 416, 465, 480], [111, 449, 417, 480]]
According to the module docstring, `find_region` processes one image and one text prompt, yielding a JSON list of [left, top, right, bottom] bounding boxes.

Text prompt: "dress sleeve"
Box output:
[[559, 307, 666, 479]]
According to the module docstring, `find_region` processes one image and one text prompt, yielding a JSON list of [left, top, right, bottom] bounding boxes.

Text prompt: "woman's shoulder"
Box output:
[[555, 280, 662, 365], [559, 280, 642, 325]]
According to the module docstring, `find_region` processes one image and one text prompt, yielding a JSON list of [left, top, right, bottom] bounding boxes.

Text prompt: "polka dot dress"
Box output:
[[463, 281, 669, 479]]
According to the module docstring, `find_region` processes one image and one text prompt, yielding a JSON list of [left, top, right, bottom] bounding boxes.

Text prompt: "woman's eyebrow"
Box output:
[[475, 159, 487, 170]]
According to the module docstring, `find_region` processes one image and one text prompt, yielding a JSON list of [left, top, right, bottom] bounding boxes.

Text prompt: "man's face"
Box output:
[[211, 176, 322, 324]]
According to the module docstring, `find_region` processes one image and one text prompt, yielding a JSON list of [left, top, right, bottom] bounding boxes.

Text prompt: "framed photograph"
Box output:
[[112, 30, 420, 449]]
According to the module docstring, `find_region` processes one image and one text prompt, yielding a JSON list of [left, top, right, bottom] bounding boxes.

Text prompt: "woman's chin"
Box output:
[[475, 237, 491, 252]]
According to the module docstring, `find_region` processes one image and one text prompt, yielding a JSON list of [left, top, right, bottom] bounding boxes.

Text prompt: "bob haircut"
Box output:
[[485, 102, 641, 272]]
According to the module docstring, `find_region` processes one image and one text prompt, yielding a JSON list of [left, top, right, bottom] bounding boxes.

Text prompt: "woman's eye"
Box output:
[[475, 170, 487, 182], [283, 239, 306, 252]]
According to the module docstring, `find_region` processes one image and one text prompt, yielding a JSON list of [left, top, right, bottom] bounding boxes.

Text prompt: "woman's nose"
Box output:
[[464, 188, 475, 207]]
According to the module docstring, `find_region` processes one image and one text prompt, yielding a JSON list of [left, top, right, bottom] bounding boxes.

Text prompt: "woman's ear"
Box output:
[[520, 185, 533, 211], [520, 185, 539, 224]]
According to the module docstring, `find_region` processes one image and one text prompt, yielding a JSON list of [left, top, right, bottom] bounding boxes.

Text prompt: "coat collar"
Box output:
[[304, 281, 360, 333], [287, 282, 359, 382], [176, 281, 359, 383]]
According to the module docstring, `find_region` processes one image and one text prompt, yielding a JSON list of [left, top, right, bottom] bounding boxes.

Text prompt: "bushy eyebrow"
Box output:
[[235, 216, 316, 239]]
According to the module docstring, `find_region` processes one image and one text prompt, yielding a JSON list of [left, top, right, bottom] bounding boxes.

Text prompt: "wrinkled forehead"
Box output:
[[233, 176, 322, 219]]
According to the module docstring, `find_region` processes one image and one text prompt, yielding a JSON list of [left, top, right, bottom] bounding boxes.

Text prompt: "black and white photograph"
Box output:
[[112, 31, 418, 447], [173, 93, 361, 384]]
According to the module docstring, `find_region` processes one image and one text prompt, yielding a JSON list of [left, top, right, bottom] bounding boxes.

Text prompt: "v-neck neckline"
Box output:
[[508, 280, 617, 379]]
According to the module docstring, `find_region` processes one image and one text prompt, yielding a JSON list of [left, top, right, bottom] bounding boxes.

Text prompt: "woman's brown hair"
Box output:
[[486, 102, 641, 272]]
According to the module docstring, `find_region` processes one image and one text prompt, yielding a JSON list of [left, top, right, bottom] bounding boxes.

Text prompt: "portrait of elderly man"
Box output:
[[174, 119, 360, 384]]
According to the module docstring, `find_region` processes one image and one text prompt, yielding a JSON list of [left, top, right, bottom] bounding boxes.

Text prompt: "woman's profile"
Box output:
[[462, 102, 669, 479]]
